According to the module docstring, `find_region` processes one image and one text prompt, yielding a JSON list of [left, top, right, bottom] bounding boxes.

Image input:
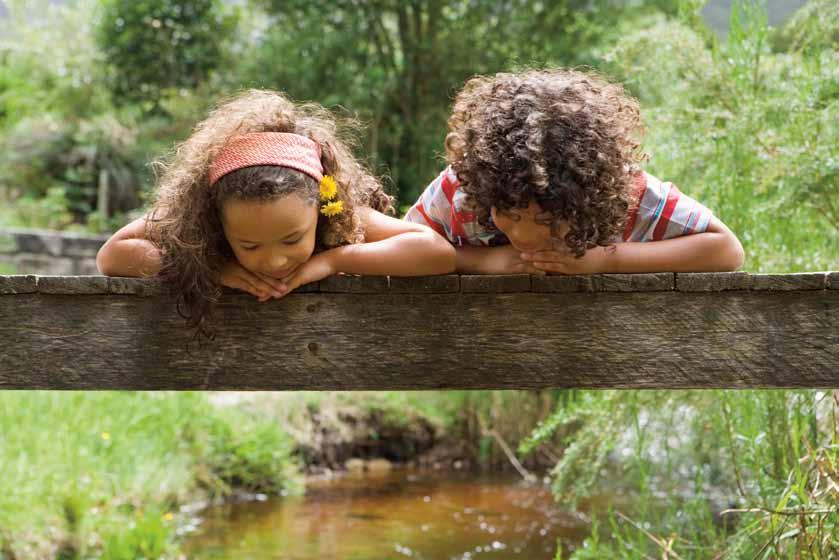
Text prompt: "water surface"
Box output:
[[183, 468, 593, 559]]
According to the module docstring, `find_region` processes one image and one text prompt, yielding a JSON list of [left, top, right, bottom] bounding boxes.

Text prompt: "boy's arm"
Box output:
[[455, 244, 542, 274], [523, 216, 745, 274], [96, 214, 163, 277]]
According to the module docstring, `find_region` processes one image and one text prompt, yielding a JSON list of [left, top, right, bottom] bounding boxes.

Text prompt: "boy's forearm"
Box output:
[[609, 232, 744, 273], [455, 246, 492, 274], [97, 239, 163, 277], [324, 231, 456, 276]]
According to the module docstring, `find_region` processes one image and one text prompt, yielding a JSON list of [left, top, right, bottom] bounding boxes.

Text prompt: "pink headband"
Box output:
[[208, 132, 324, 185]]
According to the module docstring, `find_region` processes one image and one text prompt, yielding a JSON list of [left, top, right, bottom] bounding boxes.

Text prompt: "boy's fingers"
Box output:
[[522, 251, 568, 262], [533, 261, 566, 273]]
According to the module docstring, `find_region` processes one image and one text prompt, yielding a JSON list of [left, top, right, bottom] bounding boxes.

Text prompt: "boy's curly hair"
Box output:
[[445, 68, 646, 256], [147, 89, 393, 337]]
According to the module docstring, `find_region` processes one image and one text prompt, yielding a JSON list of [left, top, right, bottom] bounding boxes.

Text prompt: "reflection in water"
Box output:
[[183, 469, 591, 559]]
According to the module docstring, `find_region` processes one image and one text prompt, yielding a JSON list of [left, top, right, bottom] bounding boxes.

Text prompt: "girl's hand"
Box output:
[[220, 260, 287, 302], [280, 253, 336, 294], [521, 245, 613, 275]]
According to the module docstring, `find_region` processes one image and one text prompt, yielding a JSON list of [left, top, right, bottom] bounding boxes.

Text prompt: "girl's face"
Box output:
[[491, 201, 569, 253], [221, 194, 319, 278]]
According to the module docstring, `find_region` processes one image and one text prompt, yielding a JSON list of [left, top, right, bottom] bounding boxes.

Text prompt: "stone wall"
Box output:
[[0, 228, 108, 275]]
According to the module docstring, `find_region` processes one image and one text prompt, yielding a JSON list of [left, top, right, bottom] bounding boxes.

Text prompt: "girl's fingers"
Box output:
[[237, 272, 280, 300], [256, 272, 288, 294], [247, 272, 287, 299]]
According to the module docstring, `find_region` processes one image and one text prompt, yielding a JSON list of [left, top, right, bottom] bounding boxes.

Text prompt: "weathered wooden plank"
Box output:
[[590, 273, 674, 292], [108, 277, 166, 297], [676, 272, 752, 291], [531, 275, 593, 292], [1, 281, 837, 390], [461, 275, 531, 293], [37, 276, 109, 294], [388, 275, 460, 293], [0, 275, 38, 294], [750, 273, 827, 291], [318, 274, 389, 293]]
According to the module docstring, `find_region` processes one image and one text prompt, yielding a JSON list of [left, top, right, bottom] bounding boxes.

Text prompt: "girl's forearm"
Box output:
[[97, 238, 163, 277], [609, 232, 744, 273], [324, 231, 456, 276]]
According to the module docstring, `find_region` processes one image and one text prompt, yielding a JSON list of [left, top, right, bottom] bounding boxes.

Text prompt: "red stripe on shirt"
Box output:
[[441, 173, 458, 203], [440, 173, 469, 241], [622, 173, 648, 241], [652, 184, 682, 241], [414, 203, 446, 237]]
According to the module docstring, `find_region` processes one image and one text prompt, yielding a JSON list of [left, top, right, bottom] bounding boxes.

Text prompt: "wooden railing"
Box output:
[[1, 272, 837, 390]]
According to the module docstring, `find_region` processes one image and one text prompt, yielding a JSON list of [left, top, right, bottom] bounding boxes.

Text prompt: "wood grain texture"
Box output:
[[2, 272, 838, 390], [0, 275, 37, 294], [676, 272, 752, 291], [461, 275, 531, 293]]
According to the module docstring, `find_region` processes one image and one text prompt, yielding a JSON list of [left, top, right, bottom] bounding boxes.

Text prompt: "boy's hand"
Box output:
[[521, 246, 613, 275], [220, 260, 287, 302], [483, 245, 545, 274]]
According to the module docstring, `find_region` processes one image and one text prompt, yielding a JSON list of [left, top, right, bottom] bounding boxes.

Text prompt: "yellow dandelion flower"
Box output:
[[320, 200, 344, 217], [101, 432, 110, 440], [319, 175, 338, 201], [163, 512, 174, 521]]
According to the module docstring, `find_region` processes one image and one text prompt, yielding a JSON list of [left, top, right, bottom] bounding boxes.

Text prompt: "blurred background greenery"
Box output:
[[0, 0, 837, 558]]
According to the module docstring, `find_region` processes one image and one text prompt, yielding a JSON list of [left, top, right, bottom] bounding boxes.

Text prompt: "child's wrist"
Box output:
[[601, 244, 622, 273], [316, 250, 339, 276]]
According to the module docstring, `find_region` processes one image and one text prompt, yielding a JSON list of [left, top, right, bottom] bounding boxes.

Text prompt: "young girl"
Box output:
[[405, 69, 744, 274], [97, 90, 455, 334]]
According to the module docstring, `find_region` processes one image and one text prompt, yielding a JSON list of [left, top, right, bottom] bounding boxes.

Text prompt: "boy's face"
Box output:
[[221, 194, 319, 279], [491, 201, 568, 253]]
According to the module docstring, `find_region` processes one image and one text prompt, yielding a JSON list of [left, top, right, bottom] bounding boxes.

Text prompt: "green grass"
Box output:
[[0, 392, 300, 559]]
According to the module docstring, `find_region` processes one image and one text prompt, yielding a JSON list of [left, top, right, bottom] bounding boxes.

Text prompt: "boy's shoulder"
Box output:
[[404, 165, 503, 246], [624, 170, 713, 242]]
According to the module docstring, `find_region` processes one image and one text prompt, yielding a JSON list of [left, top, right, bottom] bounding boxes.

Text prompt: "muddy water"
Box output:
[[183, 468, 595, 559]]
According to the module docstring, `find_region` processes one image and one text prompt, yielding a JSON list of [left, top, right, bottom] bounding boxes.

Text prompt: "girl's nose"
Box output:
[[268, 252, 289, 270]]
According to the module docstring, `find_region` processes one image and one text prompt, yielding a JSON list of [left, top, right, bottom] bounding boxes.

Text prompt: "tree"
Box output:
[[246, 0, 650, 202], [97, 0, 237, 110]]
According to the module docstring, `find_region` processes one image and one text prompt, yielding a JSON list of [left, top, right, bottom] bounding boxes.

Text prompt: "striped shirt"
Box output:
[[404, 166, 714, 246]]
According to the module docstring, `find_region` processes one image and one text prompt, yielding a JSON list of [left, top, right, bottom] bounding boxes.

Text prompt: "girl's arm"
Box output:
[[96, 215, 163, 277], [523, 216, 745, 274], [324, 208, 456, 276], [281, 208, 456, 292]]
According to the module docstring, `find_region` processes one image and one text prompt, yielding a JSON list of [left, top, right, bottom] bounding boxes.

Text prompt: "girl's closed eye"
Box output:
[[241, 244, 260, 251]]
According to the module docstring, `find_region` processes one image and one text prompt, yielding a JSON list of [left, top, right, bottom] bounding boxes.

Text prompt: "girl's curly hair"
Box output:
[[147, 89, 393, 338], [445, 68, 646, 256]]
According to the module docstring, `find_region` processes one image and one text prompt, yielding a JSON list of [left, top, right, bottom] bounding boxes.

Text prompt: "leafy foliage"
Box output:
[[97, 0, 237, 109]]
